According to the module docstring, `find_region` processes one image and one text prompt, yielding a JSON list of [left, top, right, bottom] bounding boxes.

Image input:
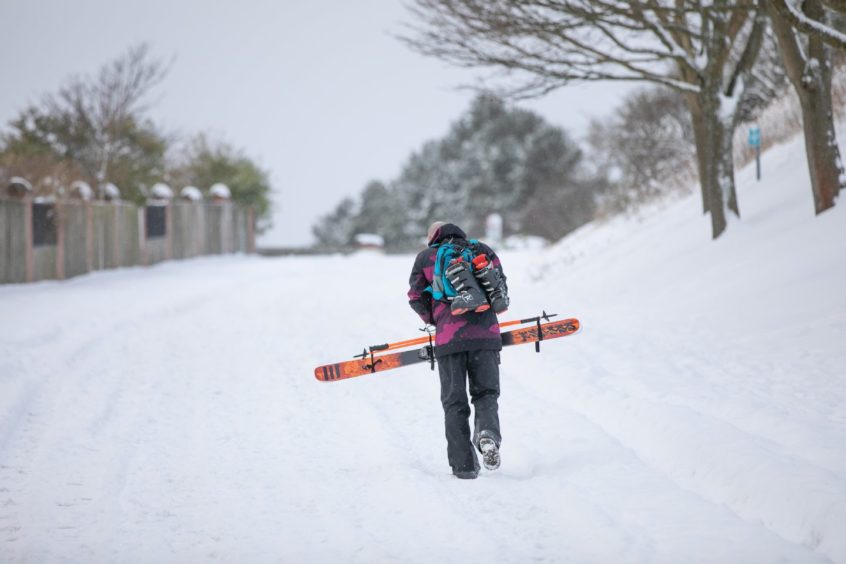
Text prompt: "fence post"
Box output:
[[139, 206, 147, 266], [166, 203, 173, 261], [24, 196, 34, 283], [220, 205, 227, 254], [113, 203, 120, 268], [55, 202, 65, 280], [86, 201, 94, 273], [248, 207, 255, 254]]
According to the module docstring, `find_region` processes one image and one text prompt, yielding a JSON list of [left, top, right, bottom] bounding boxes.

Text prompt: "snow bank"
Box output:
[[533, 130, 846, 562]]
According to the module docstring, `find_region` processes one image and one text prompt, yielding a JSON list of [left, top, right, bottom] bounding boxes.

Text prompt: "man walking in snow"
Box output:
[[408, 221, 509, 479]]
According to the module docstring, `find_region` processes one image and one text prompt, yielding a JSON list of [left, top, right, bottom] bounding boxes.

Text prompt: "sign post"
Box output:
[[748, 126, 761, 181]]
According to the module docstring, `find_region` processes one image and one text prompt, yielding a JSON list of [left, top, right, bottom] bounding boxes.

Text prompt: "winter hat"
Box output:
[[427, 221, 446, 244]]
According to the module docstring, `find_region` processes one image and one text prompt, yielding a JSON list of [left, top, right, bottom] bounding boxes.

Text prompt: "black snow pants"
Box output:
[[437, 349, 501, 474]]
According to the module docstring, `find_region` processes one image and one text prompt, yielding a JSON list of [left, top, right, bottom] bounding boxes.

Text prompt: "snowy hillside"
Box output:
[[1, 130, 845, 564]]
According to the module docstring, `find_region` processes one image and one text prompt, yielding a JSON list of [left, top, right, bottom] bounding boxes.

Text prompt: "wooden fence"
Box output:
[[0, 198, 255, 285]]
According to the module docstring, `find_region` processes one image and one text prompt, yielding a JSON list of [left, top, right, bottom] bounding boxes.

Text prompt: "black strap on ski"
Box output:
[[535, 317, 543, 353], [420, 326, 436, 371], [354, 347, 383, 373], [517, 310, 556, 353], [427, 330, 435, 370]]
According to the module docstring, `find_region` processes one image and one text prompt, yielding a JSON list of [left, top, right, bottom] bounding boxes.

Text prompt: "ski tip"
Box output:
[[560, 318, 581, 336]]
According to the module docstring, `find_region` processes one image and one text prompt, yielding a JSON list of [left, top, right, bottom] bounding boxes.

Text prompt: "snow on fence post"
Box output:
[[209, 183, 232, 254], [30, 199, 58, 281], [97, 183, 122, 269], [144, 183, 173, 265], [178, 186, 204, 259], [61, 182, 94, 280]]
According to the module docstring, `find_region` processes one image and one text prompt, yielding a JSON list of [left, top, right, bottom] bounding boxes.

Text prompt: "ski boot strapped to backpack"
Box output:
[[471, 254, 509, 314], [446, 258, 490, 315]]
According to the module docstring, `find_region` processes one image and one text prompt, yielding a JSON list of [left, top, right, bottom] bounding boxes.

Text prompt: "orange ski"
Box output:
[[354, 312, 562, 354], [314, 317, 580, 382]]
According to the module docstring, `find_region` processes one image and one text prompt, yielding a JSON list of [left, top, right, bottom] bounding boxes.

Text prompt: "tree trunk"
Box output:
[[719, 108, 740, 218], [800, 92, 843, 213], [686, 80, 740, 239], [681, 4, 745, 240], [770, 0, 844, 214], [703, 92, 730, 239], [685, 92, 711, 214]]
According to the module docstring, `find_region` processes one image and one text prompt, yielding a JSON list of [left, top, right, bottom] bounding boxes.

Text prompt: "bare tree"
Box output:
[[769, 0, 844, 213], [402, 1, 766, 238], [587, 86, 696, 211], [771, 0, 846, 49], [48, 43, 170, 189], [1, 43, 170, 202]]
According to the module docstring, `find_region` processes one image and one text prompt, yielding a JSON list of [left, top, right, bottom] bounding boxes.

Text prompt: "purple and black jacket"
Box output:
[[407, 223, 507, 358]]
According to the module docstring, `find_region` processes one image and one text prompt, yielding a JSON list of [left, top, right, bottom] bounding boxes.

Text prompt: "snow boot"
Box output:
[[472, 255, 509, 314], [453, 469, 479, 480], [446, 258, 490, 315], [478, 433, 501, 471]]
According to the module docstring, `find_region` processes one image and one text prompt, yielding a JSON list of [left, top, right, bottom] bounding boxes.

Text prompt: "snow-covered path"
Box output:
[[0, 254, 839, 563], [2, 132, 845, 563]]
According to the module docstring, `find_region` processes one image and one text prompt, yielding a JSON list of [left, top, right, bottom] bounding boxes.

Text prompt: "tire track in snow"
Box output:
[[0, 260, 285, 560]]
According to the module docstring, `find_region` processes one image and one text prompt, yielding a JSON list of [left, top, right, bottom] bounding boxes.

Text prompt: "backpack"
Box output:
[[426, 238, 479, 302]]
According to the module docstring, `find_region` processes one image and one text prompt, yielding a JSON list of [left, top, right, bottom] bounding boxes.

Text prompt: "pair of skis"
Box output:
[[314, 312, 580, 382]]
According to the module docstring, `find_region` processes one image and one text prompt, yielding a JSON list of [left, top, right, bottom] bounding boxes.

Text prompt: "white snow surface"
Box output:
[[1, 132, 845, 563]]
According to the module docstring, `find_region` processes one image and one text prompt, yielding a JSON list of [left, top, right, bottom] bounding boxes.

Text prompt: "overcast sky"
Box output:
[[0, 0, 632, 247]]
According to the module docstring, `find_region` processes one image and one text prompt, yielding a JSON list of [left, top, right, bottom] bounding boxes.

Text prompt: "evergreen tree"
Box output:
[[312, 197, 357, 250], [391, 94, 590, 241], [313, 94, 598, 251]]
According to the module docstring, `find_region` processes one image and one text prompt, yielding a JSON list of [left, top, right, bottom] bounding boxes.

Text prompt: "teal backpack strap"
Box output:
[[427, 243, 451, 300], [425, 238, 479, 302]]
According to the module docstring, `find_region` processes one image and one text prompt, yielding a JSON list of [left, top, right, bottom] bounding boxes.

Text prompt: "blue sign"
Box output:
[[748, 127, 761, 147]]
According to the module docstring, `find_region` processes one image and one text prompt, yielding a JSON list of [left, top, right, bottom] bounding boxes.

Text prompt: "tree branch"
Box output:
[[770, 0, 846, 48]]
